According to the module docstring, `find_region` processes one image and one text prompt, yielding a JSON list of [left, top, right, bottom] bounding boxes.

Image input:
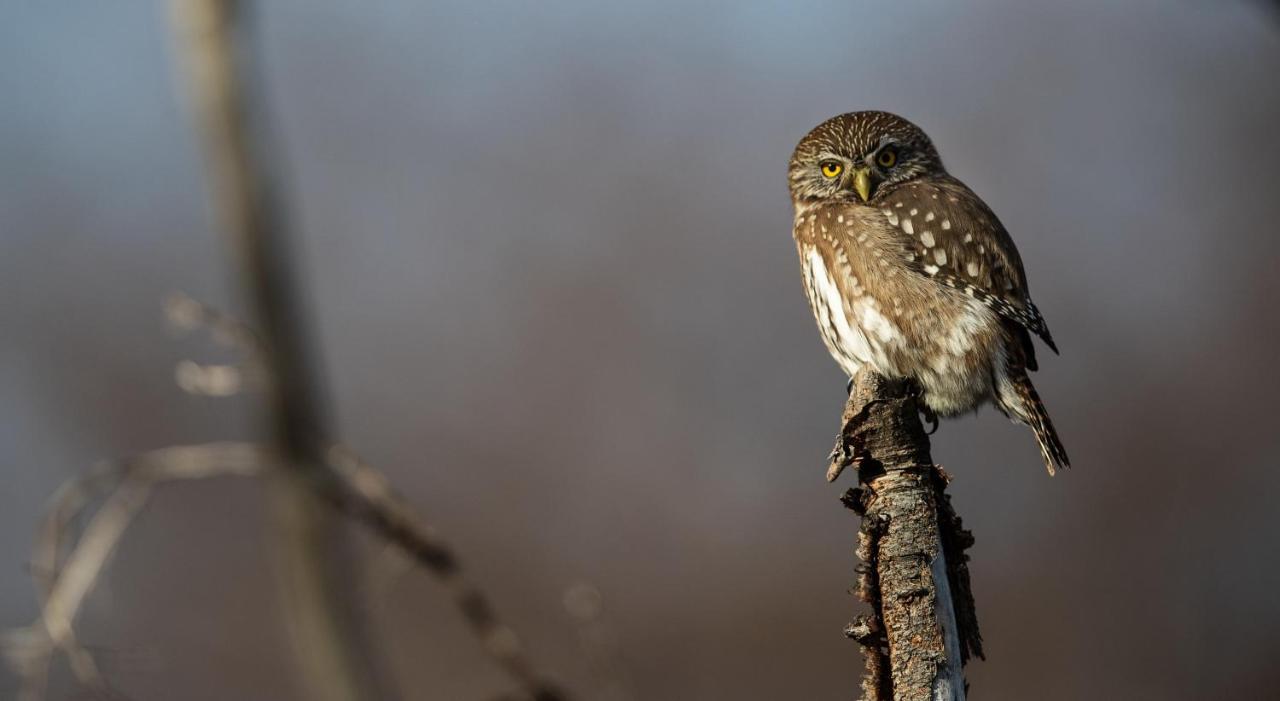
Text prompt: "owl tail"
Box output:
[[1005, 374, 1070, 476]]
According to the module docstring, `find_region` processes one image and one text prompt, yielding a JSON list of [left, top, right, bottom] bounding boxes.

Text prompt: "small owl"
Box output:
[[789, 111, 1068, 475]]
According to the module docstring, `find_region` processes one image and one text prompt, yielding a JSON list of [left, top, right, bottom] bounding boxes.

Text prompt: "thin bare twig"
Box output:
[[169, 290, 569, 699], [5, 435, 569, 701], [6, 443, 268, 701], [6, 0, 573, 695], [169, 0, 571, 691], [325, 446, 569, 701], [170, 0, 392, 697], [171, 284, 571, 698]]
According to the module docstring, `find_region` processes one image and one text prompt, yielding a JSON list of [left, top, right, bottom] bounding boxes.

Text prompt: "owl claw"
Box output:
[[904, 379, 938, 435], [921, 406, 939, 435]]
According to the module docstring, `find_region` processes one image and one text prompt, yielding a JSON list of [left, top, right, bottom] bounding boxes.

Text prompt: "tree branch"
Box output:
[[166, 2, 569, 698], [4, 435, 569, 701], [829, 370, 982, 701], [169, 1, 389, 698]]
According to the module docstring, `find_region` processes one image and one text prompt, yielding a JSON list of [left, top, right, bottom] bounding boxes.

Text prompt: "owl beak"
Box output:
[[852, 168, 872, 203]]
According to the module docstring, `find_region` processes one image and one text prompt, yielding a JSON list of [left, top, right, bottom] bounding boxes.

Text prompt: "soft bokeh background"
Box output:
[[4, 1, 1279, 699]]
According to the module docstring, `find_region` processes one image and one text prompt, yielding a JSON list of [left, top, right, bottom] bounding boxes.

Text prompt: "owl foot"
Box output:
[[920, 406, 939, 435], [903, 379, 938, 435]]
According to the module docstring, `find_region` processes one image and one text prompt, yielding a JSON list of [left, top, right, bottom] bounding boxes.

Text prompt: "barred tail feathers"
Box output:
[[1004, 374, 1069, 476]]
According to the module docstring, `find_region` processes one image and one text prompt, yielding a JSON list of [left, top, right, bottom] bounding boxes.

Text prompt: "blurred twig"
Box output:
[[4, 430, 569, 700], [829, 370, 981, 701], [324, 446, 568, 701], [4, 443, 268, 701], [4, 0, 572, 697], [169, 0, 390, 697]]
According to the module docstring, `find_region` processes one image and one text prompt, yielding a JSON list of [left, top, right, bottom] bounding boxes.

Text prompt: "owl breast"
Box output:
[[798, 242, 904, 378], [794, 205, 1005, 417]]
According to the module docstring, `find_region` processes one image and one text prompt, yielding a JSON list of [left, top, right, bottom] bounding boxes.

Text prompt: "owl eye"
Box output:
[[820, 161, 843, 178], [876, 148, 898, 168]]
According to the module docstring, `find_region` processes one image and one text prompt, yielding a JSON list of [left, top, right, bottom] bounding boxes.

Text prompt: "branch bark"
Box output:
[[829, 370, 983, 701]]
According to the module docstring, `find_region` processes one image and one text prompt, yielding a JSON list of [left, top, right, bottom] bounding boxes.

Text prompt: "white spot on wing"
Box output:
[[934, 249, 947, 265], [859, 304, 899, 345], [941, 219, 952, 230], [920, 231, 935, 247], [901, 219, 914, 235]]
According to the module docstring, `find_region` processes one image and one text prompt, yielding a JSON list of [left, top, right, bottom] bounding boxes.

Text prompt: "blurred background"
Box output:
[[3, 1, 1279, 699]]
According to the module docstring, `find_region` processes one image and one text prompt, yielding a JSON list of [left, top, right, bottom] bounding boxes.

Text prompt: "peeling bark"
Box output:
[[832, 371, 982, 701]]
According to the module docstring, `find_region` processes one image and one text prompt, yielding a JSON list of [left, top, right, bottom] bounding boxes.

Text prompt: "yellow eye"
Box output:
[[876, 148, 897, 168], [820, 161, 843, 178]]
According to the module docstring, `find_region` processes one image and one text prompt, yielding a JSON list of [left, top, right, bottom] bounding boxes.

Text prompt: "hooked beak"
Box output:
[[852, 168, 872, 203]]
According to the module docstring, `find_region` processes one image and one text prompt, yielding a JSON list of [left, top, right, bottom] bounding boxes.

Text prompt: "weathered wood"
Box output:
[[831, 370, 982, 701]]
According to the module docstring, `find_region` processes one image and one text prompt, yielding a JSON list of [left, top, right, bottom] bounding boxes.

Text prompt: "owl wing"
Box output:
[[878, 176, 1058, 355]]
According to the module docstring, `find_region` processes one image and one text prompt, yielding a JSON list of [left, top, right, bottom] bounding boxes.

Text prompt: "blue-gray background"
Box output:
[[3, 1, 1279, 699]]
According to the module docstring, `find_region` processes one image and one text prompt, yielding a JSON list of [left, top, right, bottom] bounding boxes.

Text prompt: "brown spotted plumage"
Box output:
[[789, 111, 1068, 475]]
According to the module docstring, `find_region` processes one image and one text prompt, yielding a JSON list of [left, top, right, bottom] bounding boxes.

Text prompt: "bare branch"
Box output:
[[830, 370, 981, 701], [324, 446, 569, 701], [169, 0, 391, 697], [6, 443, 269, 701], [4, 436, 570, 701], [7, 0, 576, 694]]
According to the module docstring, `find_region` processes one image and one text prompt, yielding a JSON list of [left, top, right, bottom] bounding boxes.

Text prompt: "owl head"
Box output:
[[789, 111, 944, 206]]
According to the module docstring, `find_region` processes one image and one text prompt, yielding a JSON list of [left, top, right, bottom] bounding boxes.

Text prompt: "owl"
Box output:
[[789, 111, 1068, 475]]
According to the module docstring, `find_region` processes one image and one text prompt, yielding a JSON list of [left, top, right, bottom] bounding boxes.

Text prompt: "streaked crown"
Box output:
[[789, 111, 944, 205]]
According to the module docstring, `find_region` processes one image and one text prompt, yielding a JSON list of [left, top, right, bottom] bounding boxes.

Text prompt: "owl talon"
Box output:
[[902, 380, 938, 434], [921, 406, 939, 435]]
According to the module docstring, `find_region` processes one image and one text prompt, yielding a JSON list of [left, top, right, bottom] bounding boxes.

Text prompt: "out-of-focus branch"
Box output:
[[4, 443, 268, 701], [167, 1, 571, 697], [4, 434, 569, 701], [169, 0, 388, 698], [828, 370, 982, 701], [324, 446, 568, 701], [5, 0, 574, 696]]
